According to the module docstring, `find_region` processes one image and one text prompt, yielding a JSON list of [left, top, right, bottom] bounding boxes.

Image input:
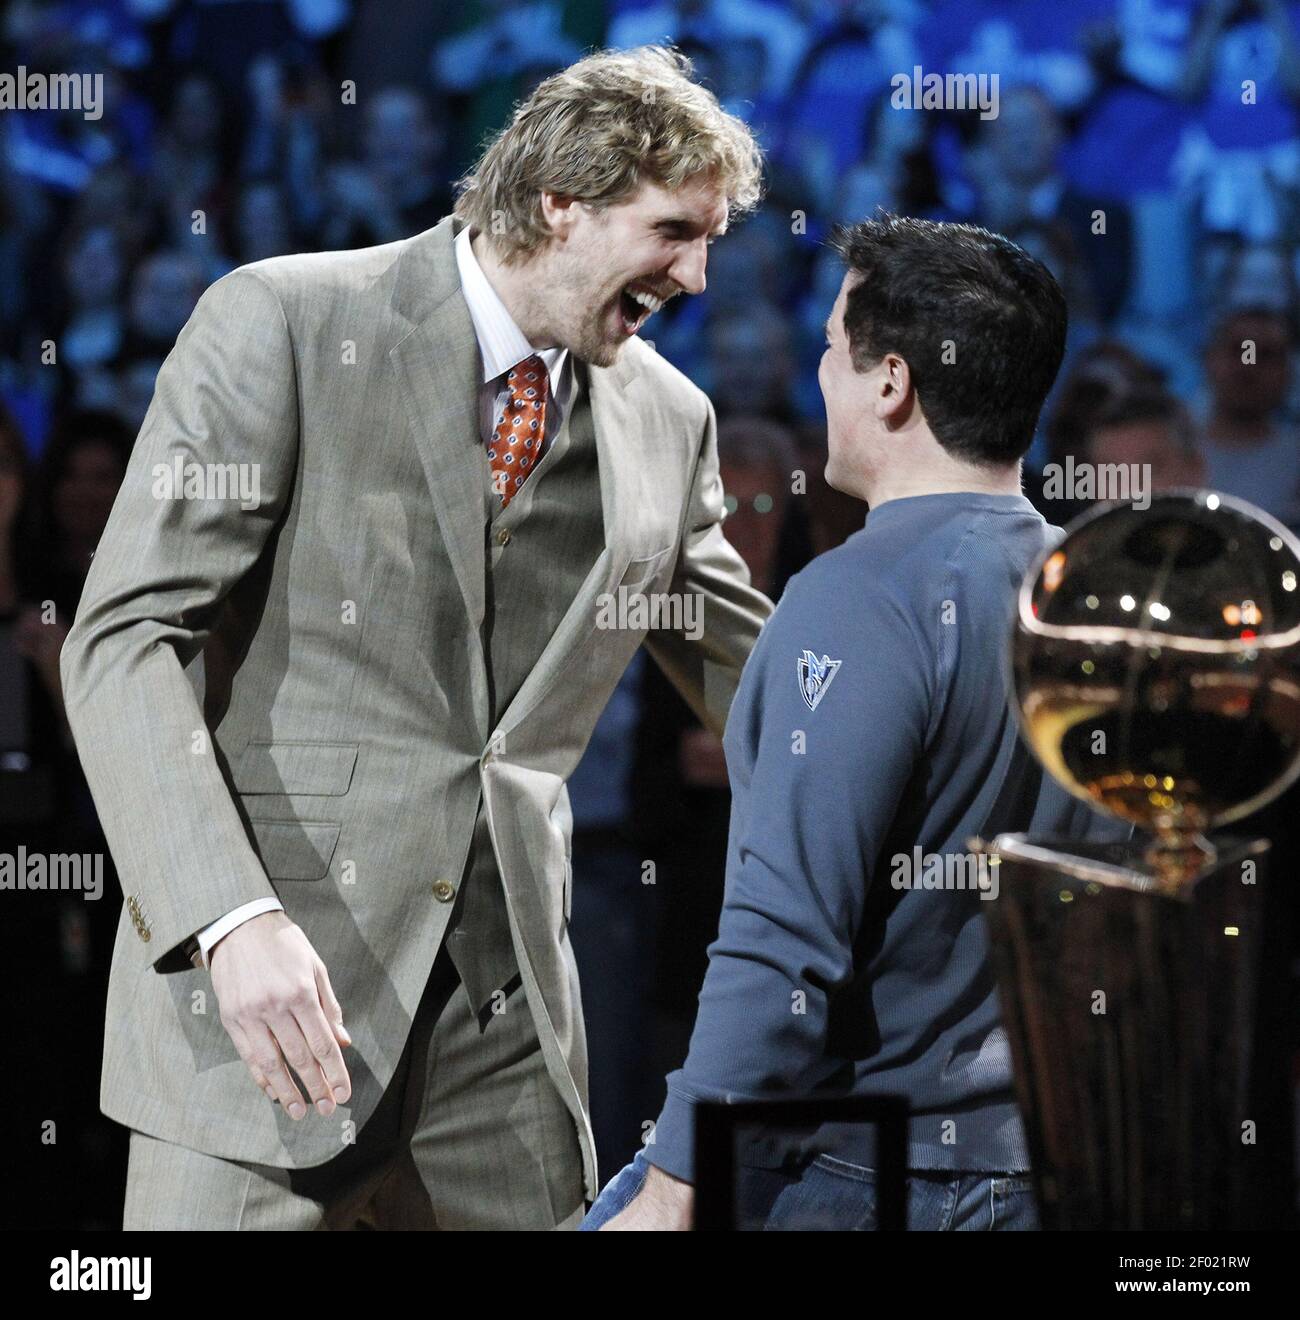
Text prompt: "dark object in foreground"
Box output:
[[693, 1096, 907, 1231]]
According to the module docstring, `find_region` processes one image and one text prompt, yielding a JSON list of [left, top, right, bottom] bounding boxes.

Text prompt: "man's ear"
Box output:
[[539, 191, 581, 241], [873, 352, 913, 423]]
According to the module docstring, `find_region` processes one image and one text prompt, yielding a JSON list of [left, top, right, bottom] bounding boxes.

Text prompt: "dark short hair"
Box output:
[[1084, 386, 1195, 454], [36, 408, 133, 518], [1208, 302, 1295, 351], [829, 214, 1068, 466]]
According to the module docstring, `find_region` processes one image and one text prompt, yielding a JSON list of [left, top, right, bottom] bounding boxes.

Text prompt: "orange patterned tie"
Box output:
[[487, 354, 549, 508]]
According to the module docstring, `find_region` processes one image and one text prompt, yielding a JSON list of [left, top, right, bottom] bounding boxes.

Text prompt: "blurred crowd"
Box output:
[[3, 0, 1300, 1225]]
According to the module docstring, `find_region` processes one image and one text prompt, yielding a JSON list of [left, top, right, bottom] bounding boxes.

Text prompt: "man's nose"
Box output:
[[669, 238, 709, 296]]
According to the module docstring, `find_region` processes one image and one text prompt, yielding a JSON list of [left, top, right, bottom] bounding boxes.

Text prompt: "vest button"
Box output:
[[432, 880, 456, 903], [496, 527, 511, 547]]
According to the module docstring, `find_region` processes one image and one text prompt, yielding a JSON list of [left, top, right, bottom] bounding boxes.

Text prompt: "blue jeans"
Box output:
[[580, 1148, 1040, 1230]]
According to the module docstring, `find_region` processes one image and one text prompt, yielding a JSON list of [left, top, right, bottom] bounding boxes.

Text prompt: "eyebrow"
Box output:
[[654, 215, 728, 239]]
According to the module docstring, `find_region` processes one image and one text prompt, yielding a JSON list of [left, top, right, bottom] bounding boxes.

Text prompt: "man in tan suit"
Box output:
[[60, 46, 772, 1230]]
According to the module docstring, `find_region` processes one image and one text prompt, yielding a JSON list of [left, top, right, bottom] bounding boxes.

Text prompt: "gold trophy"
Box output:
[[983, 491, 1300, 1229]]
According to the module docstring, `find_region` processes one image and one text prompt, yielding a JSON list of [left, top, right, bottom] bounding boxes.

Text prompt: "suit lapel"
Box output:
[[495, 353, 649, 739], [389, 219, 488, 645]]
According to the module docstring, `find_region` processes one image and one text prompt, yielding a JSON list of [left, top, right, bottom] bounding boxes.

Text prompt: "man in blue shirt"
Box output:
[[584, 214, 1123, 1231]]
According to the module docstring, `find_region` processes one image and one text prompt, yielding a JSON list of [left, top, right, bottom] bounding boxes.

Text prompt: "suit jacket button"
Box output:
[[496, 527, 511, 547], [432, 881, 456, 903]]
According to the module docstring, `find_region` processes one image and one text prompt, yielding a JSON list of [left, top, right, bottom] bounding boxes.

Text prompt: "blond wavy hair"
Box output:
[[454, 46, 764, 263]]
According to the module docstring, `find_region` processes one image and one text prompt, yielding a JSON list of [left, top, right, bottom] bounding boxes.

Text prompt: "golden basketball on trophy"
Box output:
[[1011, 491, 1300, 888]]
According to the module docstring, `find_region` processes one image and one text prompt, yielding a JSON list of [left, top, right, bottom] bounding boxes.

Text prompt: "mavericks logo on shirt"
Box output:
[[797, 649, 842, 712]]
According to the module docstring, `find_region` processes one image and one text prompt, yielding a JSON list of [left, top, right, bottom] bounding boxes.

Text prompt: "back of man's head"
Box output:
[[831, 215, 1068, 467]]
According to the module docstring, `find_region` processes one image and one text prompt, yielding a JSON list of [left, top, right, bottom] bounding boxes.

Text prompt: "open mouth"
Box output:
[[616, 283, 666, 336]]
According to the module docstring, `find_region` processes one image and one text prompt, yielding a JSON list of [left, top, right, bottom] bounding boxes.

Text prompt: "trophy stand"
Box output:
[[981, 832, 1274, 1230]]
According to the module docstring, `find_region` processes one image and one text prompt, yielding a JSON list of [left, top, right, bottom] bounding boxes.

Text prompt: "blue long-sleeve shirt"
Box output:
[[648, 491, 1126, 1180]]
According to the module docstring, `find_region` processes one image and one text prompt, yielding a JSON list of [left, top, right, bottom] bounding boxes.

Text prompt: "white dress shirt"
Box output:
[[195, 225, 571, 968], [453, 223, 573, 444]]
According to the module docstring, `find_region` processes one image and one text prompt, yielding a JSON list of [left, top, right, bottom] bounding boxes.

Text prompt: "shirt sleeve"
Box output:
[[646, 568, 931, 1181]]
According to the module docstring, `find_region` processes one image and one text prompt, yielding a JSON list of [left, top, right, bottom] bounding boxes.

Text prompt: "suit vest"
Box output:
[[443, 367, 605, 1018]]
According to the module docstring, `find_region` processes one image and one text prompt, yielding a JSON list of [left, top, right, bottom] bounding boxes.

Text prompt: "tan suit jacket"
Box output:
[[60, 217, 773, 1196]]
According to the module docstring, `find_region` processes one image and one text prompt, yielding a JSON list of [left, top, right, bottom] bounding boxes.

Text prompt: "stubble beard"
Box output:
[[549, 284, 624, 369], [543, 228, 627, 369], [574, 318, 622, 368]]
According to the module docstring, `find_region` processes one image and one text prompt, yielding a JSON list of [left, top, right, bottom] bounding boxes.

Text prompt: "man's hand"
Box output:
[[210, 912, 352, 1120], [600, 1164, 694, 1231]]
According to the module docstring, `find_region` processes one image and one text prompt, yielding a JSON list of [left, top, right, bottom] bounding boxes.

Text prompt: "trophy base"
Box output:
[[981, 833, 1275, 1230]]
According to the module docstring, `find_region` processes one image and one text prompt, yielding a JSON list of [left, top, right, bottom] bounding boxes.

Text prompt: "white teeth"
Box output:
[[626, 287, 663, 314]]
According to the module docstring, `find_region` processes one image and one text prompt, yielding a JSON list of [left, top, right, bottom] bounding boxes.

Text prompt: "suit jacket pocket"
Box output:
[[230, 740, 359, 795], [246, 818, 341, 881], [618, 545, 674, 594]]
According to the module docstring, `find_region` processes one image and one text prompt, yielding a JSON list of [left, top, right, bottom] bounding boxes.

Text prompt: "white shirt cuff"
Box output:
[[196, 897, 285, 969]]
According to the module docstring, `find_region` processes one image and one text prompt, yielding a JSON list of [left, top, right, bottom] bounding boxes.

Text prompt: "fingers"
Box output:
[[288, 989, 350, 1113], [314, 962, 353, 1105], [237, 1018, 309, 1120], [223, 1018, 272, 1096], [224, 992, 344, 1119], [269, 1004, 338, 1118]]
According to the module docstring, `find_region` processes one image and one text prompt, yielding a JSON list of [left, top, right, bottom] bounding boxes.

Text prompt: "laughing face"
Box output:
[[533, 175, 729, 367]]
